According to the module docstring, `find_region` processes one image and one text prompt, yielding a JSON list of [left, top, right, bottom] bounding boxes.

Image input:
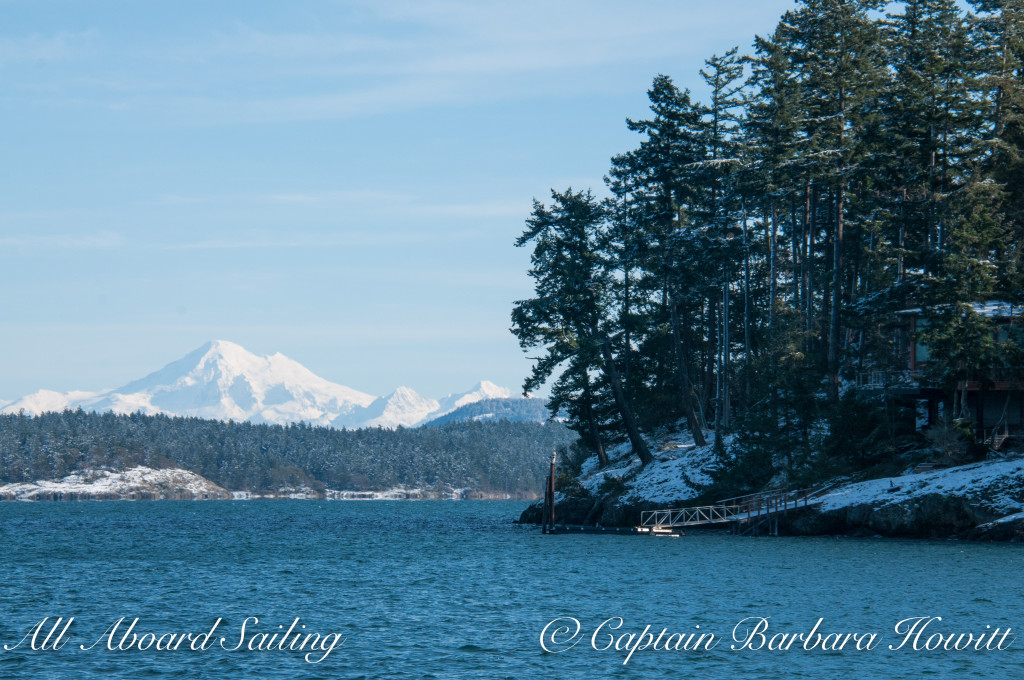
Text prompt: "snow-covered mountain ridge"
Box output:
[[1, 340, 523, 429]]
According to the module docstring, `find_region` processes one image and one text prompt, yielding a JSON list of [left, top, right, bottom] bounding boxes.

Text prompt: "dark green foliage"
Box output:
[[597, 475, 626, 495], [707, 431, 777, 498], [554, 471, 590, 499], [822, 392, 900, 472], [0, 410, 575, 494], [920, 305, 1003, 392], [558, 440, 595, 478], [512, 189, 653, 465], [514, 0, 1024, 488]]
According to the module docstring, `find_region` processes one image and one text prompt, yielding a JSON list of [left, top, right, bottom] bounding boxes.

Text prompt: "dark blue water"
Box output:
[[0, 501, 1021, 679]]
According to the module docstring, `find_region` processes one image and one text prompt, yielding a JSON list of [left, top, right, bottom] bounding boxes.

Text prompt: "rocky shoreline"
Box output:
[[0, 467, 233, 501], [0, 466, 539, 502], [520, 490, 1024, 542], [519, 437, 1024, 542]]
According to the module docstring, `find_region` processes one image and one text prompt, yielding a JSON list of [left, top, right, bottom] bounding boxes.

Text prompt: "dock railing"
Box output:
[[639, 484, 834, 531]]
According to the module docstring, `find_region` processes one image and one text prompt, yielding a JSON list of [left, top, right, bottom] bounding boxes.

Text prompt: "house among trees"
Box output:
[[891, 302, 1024, 447]]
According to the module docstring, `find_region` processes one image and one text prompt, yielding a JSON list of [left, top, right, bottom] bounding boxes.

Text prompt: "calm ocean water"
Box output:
[[0, 500, 1021, 679]]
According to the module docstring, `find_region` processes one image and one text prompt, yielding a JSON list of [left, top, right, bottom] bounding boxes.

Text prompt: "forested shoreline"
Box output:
[[0, 410, 574, 496], [512, 0, 1024, 494]]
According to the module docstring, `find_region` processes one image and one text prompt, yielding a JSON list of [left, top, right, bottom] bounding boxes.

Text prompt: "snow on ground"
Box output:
[[0, 466, 232, 501], [624, 437, 723, 504], [819, 457, 1024, 515], [231, 486, 472, 500], [575, 429, 721, 505], [571, 424, 1023, 519], [325, 487, 430, 500], [989, 510, 1024, 524], [231, 487, 323, 500]]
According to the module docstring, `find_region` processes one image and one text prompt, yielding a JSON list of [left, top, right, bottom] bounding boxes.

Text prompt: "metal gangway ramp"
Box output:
[[638, 486, 833, 536]]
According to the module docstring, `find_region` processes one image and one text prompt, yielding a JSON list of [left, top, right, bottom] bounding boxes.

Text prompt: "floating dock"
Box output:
[[542, 525, 683, 536]]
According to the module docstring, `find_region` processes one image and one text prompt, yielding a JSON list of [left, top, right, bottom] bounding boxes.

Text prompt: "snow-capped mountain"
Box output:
[[1, 341, 520, 429], [426, 397, 550, 426], [2, 341, 376, 426], [435, 380, 512, 416], [333, 386, 441, 430], [1, 389, 103, 415], [329, 380, 517, 429]]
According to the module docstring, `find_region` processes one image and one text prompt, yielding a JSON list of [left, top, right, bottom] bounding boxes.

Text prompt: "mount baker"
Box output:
[[0, 340, 525, 429]]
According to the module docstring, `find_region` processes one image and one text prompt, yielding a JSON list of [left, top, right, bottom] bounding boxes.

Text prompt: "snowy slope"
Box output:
[[0, 466, 232, 501], [433, 380, 512, 417], [571, 430, 719, 505], [558, 426, 1023, 535], [424, 397, 549, 425], [2, 389, 103, 415], [1, 341, 516, 430], [335, 382, 528, 429], [819, 458, 1024, 515], [333, 386, 440, 429], [105, 340, 375, 424]]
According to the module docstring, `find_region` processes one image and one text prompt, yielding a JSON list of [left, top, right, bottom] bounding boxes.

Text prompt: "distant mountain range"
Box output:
[[1, 340, 545, 429], [425, 398, 552, 426]]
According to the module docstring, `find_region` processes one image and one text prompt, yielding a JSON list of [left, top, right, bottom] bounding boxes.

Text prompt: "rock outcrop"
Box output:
[[782, 494, 996, 538], [967, 512, 1024, 542], [0, 466, 233, 501], [521, 436, 1024, 541]]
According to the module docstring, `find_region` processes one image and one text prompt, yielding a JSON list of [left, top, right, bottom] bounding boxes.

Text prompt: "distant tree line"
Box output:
[[512, 0, 1024, 490], [0, 410, 575, 495]]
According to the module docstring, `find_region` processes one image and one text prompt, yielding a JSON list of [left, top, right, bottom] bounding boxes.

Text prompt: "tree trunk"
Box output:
[[714, 288, 724, 444], [596, 332, 653, 465], [742, 203, 752, 406], [806, 182, 816, 347], [829, 83, 846, 400], [670, 301, 708, 446], [769, 201, 779, 377], [622, 268, 631, 383], [821, 187, 834, 369], [790, 192, 801, 308], [722, 280, 730, 430], [581, 375, 608, 467], [830, 180, 845, 400]]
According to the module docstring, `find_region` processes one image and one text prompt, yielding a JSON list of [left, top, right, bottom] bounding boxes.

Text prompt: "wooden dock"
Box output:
[[637, 486, 833, 536]]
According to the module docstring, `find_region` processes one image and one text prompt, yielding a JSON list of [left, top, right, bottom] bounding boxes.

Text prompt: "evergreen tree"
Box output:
[[607, 75, 711, 445], [511, 189, 654, 465], [509, 0, 1024, 493]]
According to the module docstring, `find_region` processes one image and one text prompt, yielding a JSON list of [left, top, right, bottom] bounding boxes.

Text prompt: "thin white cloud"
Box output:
[[154, 188, 415, 206], [265, 189, 414, 204], [6, 1, 771, 122], [0, 31, 94, 66], [152, 190, 523, 219], [178, 26, 407, 61], [412, 202, 524, 219], [152, 228, 484, 250], [0, 321, 516, 341], [154, 77, 464, 123], [0, 230, 122, 248]]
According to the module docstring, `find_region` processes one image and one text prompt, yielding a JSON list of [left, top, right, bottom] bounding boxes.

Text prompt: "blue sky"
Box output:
[[1, 0, 796, 400]]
